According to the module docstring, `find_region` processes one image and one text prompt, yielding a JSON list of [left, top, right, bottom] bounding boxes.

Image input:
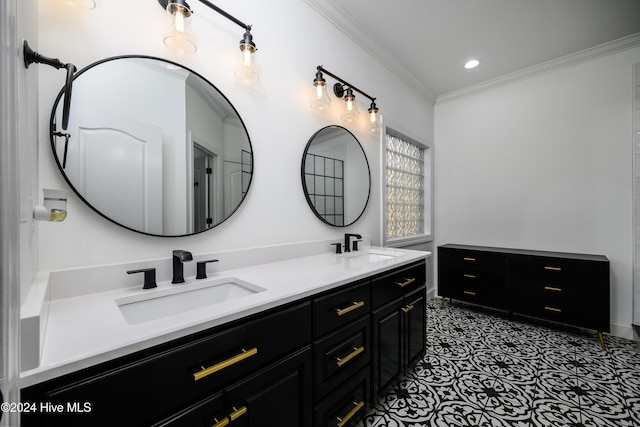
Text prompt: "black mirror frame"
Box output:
[[301, 125, 371, 227], [49, 55, 254, 238]]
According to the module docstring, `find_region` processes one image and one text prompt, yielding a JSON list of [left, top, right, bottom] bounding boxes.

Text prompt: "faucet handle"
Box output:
[[352, 239, 362, 251], [127, 268, 157, 289], [196, 259, 219, 279], [331, 243, 342, 254]]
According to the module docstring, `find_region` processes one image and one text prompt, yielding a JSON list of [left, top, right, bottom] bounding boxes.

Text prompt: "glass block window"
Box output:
[[385, 129, 427, 240]]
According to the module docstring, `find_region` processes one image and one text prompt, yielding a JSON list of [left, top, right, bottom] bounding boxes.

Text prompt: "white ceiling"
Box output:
[[304, 0, 640, 100]]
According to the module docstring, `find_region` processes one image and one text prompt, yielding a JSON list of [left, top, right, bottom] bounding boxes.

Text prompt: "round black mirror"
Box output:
[[50, 56, 253, 237], [301, 125, 370, 227]]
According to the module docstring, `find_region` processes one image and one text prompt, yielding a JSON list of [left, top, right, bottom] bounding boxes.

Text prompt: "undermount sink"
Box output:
[[344, 248, 402, 263], [116, 278, 265, 325]]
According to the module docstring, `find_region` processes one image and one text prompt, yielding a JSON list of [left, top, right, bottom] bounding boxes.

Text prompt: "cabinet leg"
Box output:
[[597, 331, 606, 351], [440, 298, 446, 308]]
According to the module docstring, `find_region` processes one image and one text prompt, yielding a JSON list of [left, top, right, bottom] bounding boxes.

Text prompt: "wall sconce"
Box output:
[[310, 66, 381, 132], [158, 0, 260, 84], [33, 189, 69, 222]]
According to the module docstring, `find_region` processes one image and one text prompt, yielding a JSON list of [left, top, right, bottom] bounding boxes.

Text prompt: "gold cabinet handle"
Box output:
[[401, 304, 415, 313], [395, 277, 416, 288], [463, 290, 476, 296], [336, 346, 364, 367], [194, 348, 258, 381], [212, 417, 230, 427], [336, 301, 365, 317], [544, 286, 562, 292], [229, 406, 247, 422], [463, 274, 476, 279], [463, 257, 476, 262], [544, 266, 562, 271], [544, 306, 562, 313], [337, 401, 365, 427]]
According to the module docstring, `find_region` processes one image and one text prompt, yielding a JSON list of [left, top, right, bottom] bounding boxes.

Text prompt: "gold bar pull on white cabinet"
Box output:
[[336, 301, 365, 316], [336, 401, 365, 427], [194, 347, 258, 381], [336, 346, 365, 367], [395, 277, 416, 288]]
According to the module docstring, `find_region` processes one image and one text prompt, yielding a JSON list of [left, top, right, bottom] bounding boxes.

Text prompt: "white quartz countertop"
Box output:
[[20, 246, 431, 387]]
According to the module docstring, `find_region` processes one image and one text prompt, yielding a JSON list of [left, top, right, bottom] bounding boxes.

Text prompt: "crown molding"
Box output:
[[302, 0, 438, 104], [437, 32, 640, 103]]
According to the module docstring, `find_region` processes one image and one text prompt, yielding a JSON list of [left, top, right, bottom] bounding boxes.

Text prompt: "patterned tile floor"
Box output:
[[357, 299, 640, 427]]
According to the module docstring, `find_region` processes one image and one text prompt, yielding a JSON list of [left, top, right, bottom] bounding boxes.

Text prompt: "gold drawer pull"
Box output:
[[463, 257, 476, 262], [395, 277, 416, 288], [463, 274, 476, 279], [337, 401, 365, 427], [544, 266, 562, 271], [336, 346, 365, 367], [212, 417, 230, 427], [401, 304, 415, 313], [544, 286, 562, 292], [194, 348, 258, 381], [544, 306, 562, 313], [336, 300, 365, 316], [463, 290, 476, 296], [229, 406, 247, 422]]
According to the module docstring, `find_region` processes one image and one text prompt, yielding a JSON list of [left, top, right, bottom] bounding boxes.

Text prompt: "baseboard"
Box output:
[[608, 322, 639, 342]]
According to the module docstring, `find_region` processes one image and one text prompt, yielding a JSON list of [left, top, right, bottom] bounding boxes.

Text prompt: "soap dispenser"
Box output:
[[33, 189, 68, 222]]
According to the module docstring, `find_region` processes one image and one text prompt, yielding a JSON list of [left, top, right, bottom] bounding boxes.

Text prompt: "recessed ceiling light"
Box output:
[[464, 59, 481, 69]]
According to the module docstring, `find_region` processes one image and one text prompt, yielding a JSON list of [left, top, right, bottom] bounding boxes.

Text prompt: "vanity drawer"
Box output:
[[313, 316, 370, 400], [508, 254, 607, 281], [314, 367, 370, 427], [22, 302, 311, 427], [372, 261, 426, 308], [439, 267, 506, 288], [439, 247, 507, 272], [313, 280, 370, 337]]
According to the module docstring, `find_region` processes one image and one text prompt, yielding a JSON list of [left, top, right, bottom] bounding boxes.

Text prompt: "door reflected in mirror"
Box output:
[[301, 126, 370, 227], [50, 56, 253, 237]]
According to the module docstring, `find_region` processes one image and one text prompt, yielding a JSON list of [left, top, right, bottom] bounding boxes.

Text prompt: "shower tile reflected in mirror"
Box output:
[[305, 153, 344, 226]]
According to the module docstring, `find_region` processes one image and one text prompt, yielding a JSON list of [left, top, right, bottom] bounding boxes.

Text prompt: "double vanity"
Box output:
[[20, 241, 430, 426]]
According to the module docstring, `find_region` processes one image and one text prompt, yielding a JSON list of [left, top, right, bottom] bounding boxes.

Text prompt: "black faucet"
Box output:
[[344, 233, 362, 253], [172, 250, 193, 284]]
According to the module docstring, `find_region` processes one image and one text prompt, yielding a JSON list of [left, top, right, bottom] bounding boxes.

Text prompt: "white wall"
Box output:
[[435, 46, 640, 335], [32, 1, 433, 277]]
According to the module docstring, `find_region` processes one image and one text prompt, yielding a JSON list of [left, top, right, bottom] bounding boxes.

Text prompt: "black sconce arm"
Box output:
[[23, 40, 77, 130], [198, 0, 250, 30], [317, 65, 376, 103]]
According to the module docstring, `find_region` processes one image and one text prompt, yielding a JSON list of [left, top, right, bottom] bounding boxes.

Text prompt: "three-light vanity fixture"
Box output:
[[158, 0, 259, 84], [310, 66, 381, 132]]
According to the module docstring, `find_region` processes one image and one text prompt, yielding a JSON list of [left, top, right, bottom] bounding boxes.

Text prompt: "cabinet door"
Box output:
[[404, 287, 426, 370], [225, 347, 312, 427], [371, 298, 403, 397]]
